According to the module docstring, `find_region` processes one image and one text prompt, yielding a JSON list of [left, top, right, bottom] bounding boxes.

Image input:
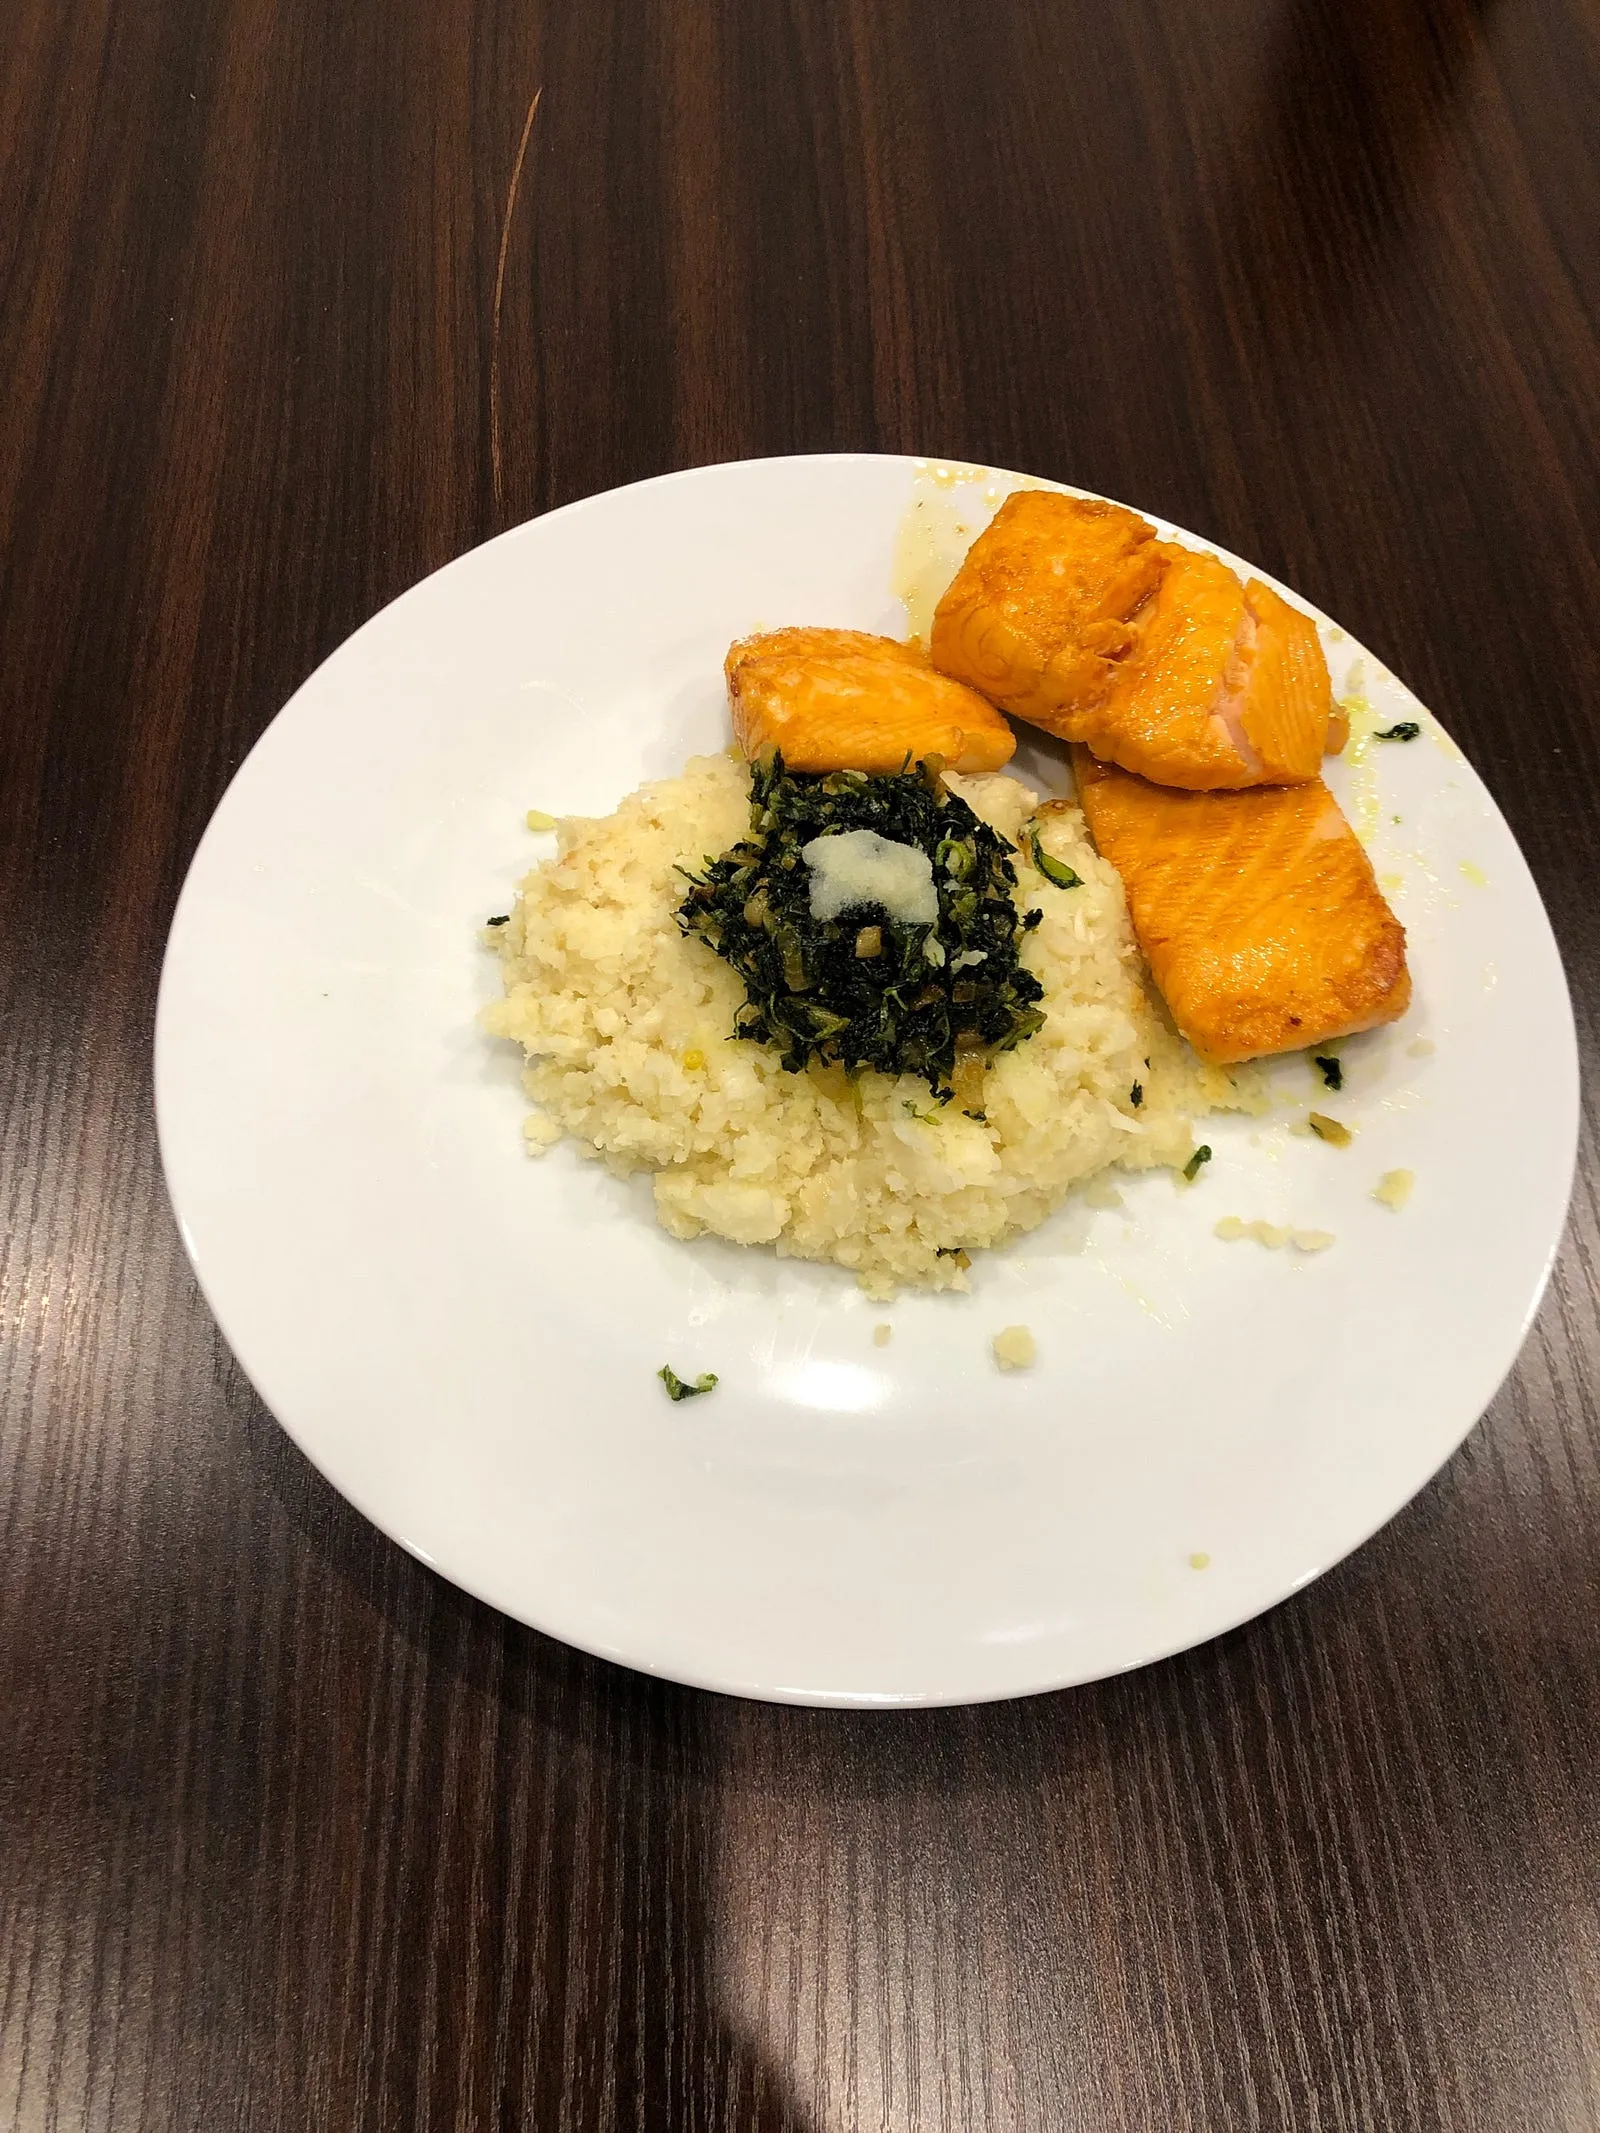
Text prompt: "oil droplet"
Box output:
[[1403, 847, 1457, 911], [891, 500, 941, 644], [893, 464, 1015, 640], [1188, 1551, 1211, 1571], [1337, 665, 1384, 842], [924, 459, 989, 489], [1459, 860, 1488, 887]]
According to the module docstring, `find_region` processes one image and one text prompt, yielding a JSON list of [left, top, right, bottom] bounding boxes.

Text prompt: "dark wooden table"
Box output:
[[6, 0, 1600, 2125]]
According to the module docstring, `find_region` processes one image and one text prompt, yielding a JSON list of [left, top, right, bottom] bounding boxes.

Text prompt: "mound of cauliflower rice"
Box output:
[[482, 753, 1252, 1296]]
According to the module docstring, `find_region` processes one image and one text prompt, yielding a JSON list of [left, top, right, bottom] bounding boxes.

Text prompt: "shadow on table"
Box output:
[[233, 1338, 1594, 2129], [682, 1431, 1600, 2129], [234, 1370, 819, 2131], [1201, 0, 1504, 338]]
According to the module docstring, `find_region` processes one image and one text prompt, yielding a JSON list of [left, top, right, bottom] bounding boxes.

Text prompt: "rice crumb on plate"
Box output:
[[992, 1325, 1038, 1371], [1215, 1216, 1335, 1252], [1374, 1168, 1415, 1209]]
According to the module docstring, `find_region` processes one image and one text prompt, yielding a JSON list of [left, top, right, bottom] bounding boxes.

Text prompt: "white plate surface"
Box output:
[[155, 454, 1578, 1706]]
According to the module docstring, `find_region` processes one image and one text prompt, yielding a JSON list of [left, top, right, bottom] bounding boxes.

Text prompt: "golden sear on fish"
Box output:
[[726, 626, 1015, 775], [1070, 749, 1410, 1064], [930, 490, 1344, 791], [928, 492, 1163, 742]]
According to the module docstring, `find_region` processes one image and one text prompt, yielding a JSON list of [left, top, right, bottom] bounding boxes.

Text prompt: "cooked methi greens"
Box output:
[[675, 752, 1046, 1100], [658, 1365, 718, 1401]]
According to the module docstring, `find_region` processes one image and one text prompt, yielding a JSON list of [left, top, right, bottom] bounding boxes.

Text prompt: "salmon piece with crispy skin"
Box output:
[[929, 490, 1165, 734], [1071, 749, 1410, 1063], [931, 494, 1342, 789], [726, 627, 1015, 775]]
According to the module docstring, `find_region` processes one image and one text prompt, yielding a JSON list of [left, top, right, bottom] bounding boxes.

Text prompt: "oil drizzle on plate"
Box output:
[[891, 461, 1049, 643]]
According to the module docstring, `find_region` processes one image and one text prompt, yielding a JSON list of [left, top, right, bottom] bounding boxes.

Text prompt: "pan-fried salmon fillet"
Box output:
[[929, 491, 1164, 733], [726, 627, 1015, 775], [1071, 750, 1410, 1063], [1077, 550, 1337, 788], [932, 496, 1341, 789]]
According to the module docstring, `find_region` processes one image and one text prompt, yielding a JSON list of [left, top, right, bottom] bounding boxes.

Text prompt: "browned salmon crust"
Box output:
[[726, 627, 1015, 775], [931, 493, 1341, 790], [1071, 750, 1410, 1063]]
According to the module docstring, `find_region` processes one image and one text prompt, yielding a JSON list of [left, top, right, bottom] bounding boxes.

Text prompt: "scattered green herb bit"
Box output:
[[1026, 826, 1082, 890], [1183, 1145, 1212, 1182], [658, 1365, 718, 1402], [1375, 721, 1420, 742], [675, 752, 1045, 1095], [1022, 908, 1043, 931], [1130, 1081, 1143, 1108], [1313, 1054, 1343, 1091], [485, 914, 510, 926]]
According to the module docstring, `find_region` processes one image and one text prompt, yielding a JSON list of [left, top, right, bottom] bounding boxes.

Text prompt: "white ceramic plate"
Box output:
[[156, 454, 1577, 1706]]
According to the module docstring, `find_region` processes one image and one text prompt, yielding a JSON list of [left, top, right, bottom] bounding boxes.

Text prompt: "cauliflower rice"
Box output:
[[483, 753, 1248, 1296]]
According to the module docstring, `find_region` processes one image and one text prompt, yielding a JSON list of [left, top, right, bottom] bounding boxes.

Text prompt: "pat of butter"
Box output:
[[802, 829, 938, 926]]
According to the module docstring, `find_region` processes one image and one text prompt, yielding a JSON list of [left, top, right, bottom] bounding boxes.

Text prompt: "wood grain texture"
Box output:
[[3, 0, 1599, 2125]]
